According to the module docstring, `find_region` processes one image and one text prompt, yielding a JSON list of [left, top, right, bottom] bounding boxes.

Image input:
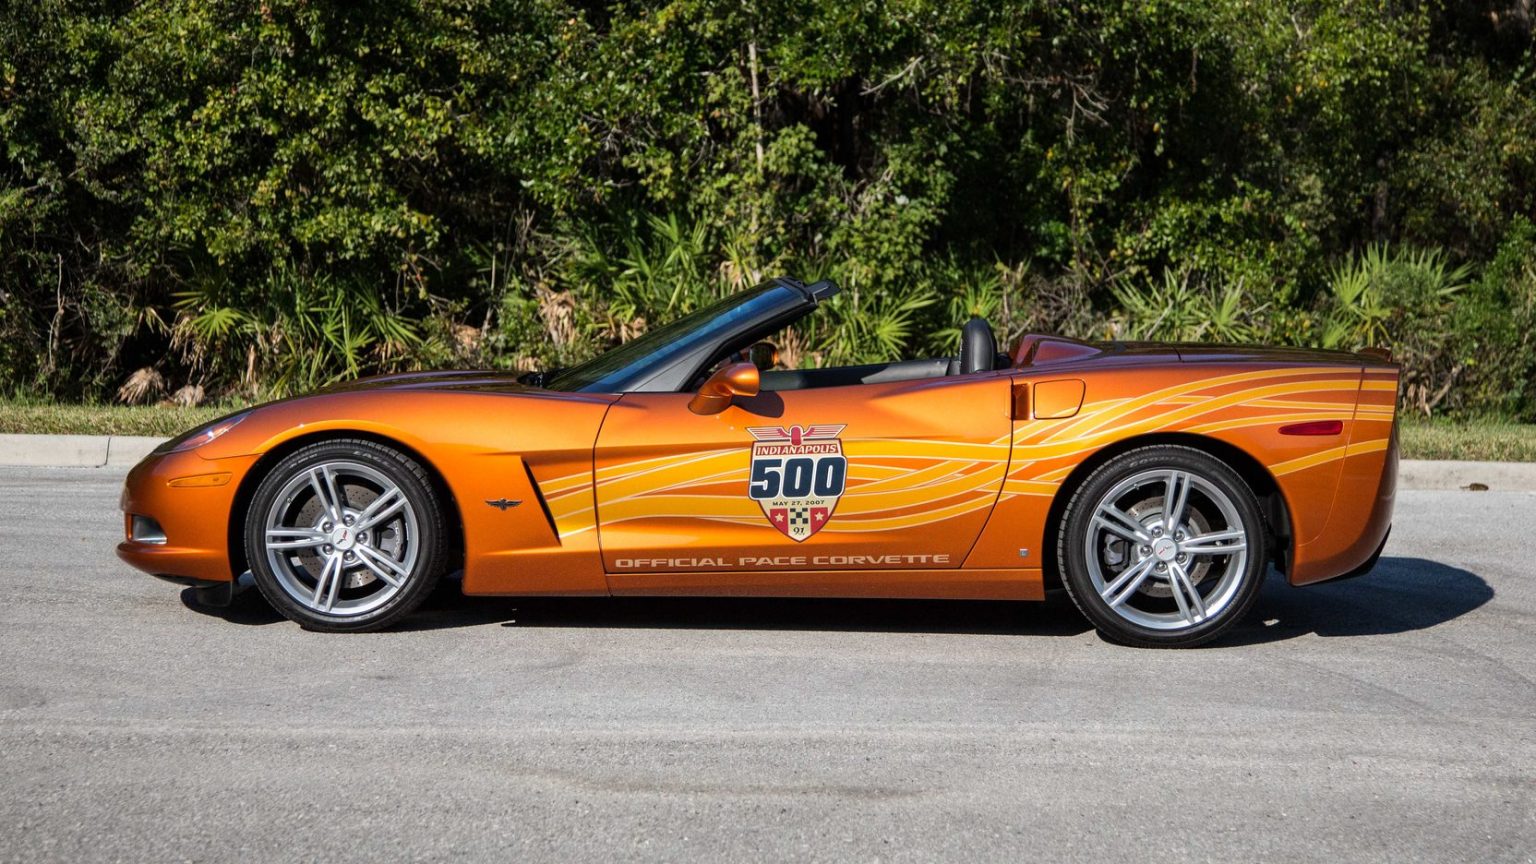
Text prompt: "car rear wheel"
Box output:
[[1057, 445, 1267, 648], [244, 439, 449, 632]]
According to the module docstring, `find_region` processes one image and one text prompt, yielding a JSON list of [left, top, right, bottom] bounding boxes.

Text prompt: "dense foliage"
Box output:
[[2, 0, 1534, 417]]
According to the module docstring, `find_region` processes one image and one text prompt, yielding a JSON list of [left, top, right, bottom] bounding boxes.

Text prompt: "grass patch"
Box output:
[[1398, 420, 1536, 462], [0, 400, 238, 437]]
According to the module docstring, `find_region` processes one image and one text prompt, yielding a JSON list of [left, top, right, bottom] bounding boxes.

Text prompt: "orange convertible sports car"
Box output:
[[118, 278, 1398, 647]]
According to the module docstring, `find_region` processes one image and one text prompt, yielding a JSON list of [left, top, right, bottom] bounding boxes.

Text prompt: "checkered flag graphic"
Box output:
[[788, 506, 810, 529]]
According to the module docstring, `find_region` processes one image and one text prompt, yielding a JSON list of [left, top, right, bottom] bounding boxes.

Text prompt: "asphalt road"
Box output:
[[0, 466, 1532, 863]]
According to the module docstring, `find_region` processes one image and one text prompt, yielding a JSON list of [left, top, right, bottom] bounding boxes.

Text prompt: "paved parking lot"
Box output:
[[1, 466, 1532, 862]]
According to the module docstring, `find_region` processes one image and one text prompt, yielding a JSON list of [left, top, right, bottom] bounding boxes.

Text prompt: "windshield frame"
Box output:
[[543, 280, 817, 393]]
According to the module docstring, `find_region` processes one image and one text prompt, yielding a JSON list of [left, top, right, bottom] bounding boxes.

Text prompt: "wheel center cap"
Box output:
[[1151, 537, 1178, 562], [331, 526, 356, 551]]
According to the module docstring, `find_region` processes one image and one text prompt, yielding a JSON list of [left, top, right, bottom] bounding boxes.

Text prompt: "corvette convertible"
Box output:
[[118, 277, 1398, 647]]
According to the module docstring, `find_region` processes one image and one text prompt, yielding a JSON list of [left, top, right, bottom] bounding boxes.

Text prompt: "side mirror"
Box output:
[[688, 362, 760, 415]]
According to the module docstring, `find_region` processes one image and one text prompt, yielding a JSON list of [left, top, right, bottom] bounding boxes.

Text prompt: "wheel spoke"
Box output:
[[355, 487, 405, 532], [310, 554, 341, 611], [1167, 561, 1207, 624], [354, 545, 405, 588], [1100, 556, 1158, 607], [355, 544, 409, 586], [265, 527, 327, 551], [309, 466, 345, 522], [1164, 470, 1192, 533], [1093, 504, 1152, 543], [1181, 529, 1247, 555], [324, 557, 344, 611]]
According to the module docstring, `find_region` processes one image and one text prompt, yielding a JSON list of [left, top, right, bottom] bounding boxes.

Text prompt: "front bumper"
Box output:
[[116, 449, 259, 583]]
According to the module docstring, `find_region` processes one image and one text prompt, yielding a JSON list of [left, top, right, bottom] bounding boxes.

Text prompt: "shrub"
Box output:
[[1450, 219, 1536, 421], [1320, 244, 1471, 416], [0, 0, 1532, 416], [1110, 269, 1270, 344]]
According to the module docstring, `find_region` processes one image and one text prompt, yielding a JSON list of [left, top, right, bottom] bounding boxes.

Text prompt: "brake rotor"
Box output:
[[1098, 493, 1213, 599], [292, 483, 391, 589]]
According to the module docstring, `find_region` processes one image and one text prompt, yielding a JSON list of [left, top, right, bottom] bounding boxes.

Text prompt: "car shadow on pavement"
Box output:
[[181, 555, 1490, 643], [399, 589, 1097, 637], [178, 582, 286, 625], [1223, 556, 1493, 646], [180, 578, 1095, 636]]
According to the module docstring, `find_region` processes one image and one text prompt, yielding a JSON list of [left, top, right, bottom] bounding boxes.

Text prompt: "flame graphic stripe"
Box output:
[[543, 365, 1395, 542]]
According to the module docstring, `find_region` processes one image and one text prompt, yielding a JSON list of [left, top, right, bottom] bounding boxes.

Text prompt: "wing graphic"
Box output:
[[747, 426, 794, 442]]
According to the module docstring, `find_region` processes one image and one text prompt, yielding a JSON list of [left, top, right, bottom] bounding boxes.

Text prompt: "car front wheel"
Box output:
[[1057, 445, 1267, 648], [244, 438, 449, 632]]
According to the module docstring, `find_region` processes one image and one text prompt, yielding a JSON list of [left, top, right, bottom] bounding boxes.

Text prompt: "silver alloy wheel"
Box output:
[[260, 460, 420, 618], [1083, 467, 1250, 631]]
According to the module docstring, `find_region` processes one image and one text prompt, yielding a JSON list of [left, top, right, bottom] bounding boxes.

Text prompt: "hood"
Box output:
[[321, 369, 540, 395], [190, 369, 615, 461]]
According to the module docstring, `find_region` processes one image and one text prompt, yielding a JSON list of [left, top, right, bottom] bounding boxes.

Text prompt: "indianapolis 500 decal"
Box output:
[[747, 424, 847, 541]]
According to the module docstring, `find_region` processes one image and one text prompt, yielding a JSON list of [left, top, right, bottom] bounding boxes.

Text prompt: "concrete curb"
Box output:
[[0, 434, 166, 468], [1396, 459, 1536, 492], [2, 434, 1535, 491]]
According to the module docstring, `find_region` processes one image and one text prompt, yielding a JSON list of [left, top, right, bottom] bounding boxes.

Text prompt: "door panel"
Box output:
[[593, 373, 1014, 577]]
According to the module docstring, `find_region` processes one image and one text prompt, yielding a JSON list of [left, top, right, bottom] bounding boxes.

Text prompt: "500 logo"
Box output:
[[747, 425, 847, 541]]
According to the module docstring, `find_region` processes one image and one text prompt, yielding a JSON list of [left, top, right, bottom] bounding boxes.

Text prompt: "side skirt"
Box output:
[[604, 567, 1044, 601]]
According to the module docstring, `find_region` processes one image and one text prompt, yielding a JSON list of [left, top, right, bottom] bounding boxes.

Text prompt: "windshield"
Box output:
[[544, 283, 799, 392]]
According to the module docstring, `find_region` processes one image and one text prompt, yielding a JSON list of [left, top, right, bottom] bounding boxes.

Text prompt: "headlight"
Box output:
[[154, 411, 251, 454]]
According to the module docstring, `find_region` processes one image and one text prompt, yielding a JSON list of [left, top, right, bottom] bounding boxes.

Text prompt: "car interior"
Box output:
[[750, 317, 1011, 391]]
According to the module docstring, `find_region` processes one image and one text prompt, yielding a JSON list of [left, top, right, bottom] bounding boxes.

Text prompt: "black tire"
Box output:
[[1056, 445, 1267, 648], [244, 438, 449, 632]]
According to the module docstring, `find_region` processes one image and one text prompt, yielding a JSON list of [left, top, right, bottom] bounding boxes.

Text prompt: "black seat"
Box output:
[[957, 317, 997, 375]]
